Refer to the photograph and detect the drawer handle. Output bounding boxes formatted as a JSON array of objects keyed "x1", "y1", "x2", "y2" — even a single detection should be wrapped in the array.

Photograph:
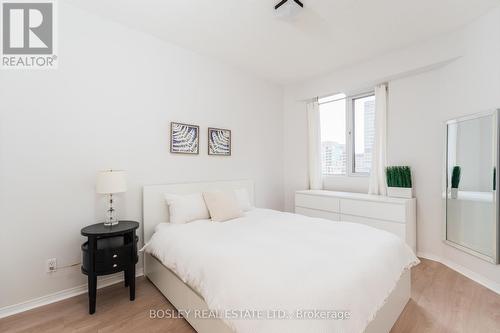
[
  {"x1": 112, "y1": 254, "x2": 118, "y2": 258},
  {"x1": 113, "y1": 264, "x2": 117, "y2": 268}
]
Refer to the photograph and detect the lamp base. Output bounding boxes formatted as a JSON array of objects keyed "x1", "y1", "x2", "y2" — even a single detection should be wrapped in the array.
[
  {"x1": 104, "y1": 199, "x2": 119, "y2": 226},
  {"x1": 104, "y1": 220, "x2": 119, "y2": 227}
]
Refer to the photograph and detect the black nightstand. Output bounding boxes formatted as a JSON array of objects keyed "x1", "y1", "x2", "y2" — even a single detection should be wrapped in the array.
[{"x1": 81, "y1": 221, "x2": 139, "y2": 314}]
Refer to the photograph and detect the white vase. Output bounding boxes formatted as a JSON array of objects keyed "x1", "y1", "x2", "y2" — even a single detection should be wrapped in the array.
[
  {"x1": 387, "y1": 187, "x2": 413, "y2": 199},
  {"x1": 450, "y1": 188, "x2": 458, "y2": 199}
]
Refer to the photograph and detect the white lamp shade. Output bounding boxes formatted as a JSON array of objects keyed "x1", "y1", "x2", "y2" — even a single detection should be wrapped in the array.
[{"x1": 96, "y1": 170, "x2": 127, "y2": 194}]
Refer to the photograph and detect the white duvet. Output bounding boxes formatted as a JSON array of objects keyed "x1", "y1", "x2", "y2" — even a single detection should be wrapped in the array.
[{"x1": 146, "y1": 208, "x2": 419, "y2": 333}]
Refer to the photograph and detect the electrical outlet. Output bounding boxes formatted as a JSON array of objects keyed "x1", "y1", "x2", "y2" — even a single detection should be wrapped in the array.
[{"x1": 47, "y1": 258, "x2": 57, "y2": 273}]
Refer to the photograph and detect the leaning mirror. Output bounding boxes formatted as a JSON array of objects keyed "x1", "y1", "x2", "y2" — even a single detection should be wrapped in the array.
[{"x1": 444, "y1": 110, "x2": 499, "y2": 263}]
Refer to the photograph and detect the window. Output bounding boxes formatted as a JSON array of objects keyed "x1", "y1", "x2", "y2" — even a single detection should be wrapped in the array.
[
  {"x1": 320, "y1": 92, "x2": 375, "y2": 176},
  {"x1": 320, "y1": 94, "x2": 346, "y2": 175},
  {"x1": 353, "y1": 94, "x2": 375, "y2": 174}
]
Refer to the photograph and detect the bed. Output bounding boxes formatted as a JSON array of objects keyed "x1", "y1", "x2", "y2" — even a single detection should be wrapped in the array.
[{"x1": 143, "y1": 180, "x2": 418, "y2": 333}]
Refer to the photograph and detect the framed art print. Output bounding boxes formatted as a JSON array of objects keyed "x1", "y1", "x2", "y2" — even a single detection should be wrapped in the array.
[
  {"x1": 170, "y1": 122, "x2": 199, "y2": 154},
  {"x1": 208, "y1": 127, "x2": 231, "y2": 156}
]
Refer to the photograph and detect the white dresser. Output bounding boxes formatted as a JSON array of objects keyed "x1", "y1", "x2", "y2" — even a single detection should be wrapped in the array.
[{"x1": 295, "y1": 190, "x2": 417, "y2": 253}]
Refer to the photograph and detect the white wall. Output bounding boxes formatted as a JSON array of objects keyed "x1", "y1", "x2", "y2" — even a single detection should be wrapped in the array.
[
  {"x1": 0, "y1": 4, "x2": 284, "y2": 309},
  {"x1": 284, "y1": 8, "x2": 500, "y2": 291},
  {"x1": 282, "y1": 10, "x2": 470, "y2": 211}
]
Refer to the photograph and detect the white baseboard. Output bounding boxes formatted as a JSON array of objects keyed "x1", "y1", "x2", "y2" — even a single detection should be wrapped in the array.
[
  {"x1": 0, "y1": 268, "x2": 144, "y2": 319},
  {"x1": 417, "y1": 252, "x2": 500, "y2": 295}
]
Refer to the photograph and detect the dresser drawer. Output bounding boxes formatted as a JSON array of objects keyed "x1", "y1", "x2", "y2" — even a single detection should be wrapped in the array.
[
  {"x1": 340, "y1": 199, "x2": 406, "y2": 223},
  {"x1": 295, "y1": 194, "x2": 340, "y2": 213},
  {"x1": 341, "y1": 214, "x2": 406, "y2": 240},
  {"x1": 295, "y1": 207, "x2": 340, "y2": 221},
  {"x1": 95, "y1": 244, "x2": 133, "y2": 264},
  {"x1": 95, "y1": 260, "x2": 125, "y2": 274}
]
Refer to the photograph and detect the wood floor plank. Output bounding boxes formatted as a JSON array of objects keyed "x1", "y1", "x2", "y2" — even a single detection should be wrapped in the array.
[
  {"x1": 1, "y1": 258, "x2": 498, "y2": 333},
  {"x1": 390, "y1": 258, "x2": 500, "y2": 333}
]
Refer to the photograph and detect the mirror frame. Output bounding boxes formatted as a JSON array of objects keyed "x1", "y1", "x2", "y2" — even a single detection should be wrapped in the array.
[{"x1": 442, "y1": 109, "x2": 500, "y2": 264}]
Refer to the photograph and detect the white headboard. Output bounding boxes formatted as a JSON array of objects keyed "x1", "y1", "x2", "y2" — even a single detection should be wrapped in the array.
[{"x1": 143, "y1": 179, "x2": 254, "y2": 242}]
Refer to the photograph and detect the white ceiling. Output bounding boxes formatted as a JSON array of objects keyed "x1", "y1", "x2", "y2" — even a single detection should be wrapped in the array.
[{"x1": 67, "y1": 0, "x2": 500, "y2": 84}]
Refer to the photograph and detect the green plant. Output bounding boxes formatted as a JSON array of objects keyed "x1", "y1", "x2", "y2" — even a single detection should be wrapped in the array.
[
  {"x1": 386, "y1": 166, "x2": 412, "y2": 188},
  {"x1": 494, "y1": 167, "x2": 496, "y2": 191},
  {"x1": 451, "y1": 166, "x2": 461, "y2": 189}
]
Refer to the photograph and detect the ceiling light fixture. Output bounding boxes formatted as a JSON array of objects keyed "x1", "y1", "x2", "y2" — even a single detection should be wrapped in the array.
[{"x1": 274, "y1": 0, "x2": 304, "y2": 19}]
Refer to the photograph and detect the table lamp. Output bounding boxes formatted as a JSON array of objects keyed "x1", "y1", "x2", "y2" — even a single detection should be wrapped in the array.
[{"x1": 96, "y1": 170, "x2": 127, "y2": 226}]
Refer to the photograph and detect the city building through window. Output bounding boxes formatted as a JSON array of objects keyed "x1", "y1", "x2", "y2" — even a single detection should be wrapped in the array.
[{"x1": 319, "y1": 92, "x2": 375, "y2": 176}]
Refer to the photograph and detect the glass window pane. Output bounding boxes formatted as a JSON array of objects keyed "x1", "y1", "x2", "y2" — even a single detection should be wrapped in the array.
[
  {"x1": 320, "y1": 98, "x2": 346, "y2": 175},
  {"x1": 353, "y1": 95, "x2": 375, "y2": 173}
]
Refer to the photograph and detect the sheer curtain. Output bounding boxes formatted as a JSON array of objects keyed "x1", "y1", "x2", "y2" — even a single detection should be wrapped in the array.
[
  {"x1": 307, "y1": 99, "x2": 322, "y2": 190},
  {"x1": 368, "y1": 84, "x2": 388, "y2": 195}
]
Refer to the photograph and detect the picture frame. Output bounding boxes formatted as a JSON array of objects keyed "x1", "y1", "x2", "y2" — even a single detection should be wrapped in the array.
[
  {"x1": 170, "y1": 122, "x2": 199, "y2": 154},
  {"x1": 208, "y1": 127, "x2": 231, "y2": 156}
]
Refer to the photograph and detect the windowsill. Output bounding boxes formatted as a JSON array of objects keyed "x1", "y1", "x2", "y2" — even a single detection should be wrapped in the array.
[{"x1": 322, "y1": 173, "x2": 370, "y2": 178}]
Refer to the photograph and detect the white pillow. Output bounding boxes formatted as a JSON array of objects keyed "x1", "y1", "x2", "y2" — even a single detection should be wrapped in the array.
[
  {"x1": 203, "y1": 191, "x2": 243, "y2": 222},
  {"x1": 164, "y1": 193, "x2": 210, "y2": 224},
  {"x1": 234, "y1": 188, "x2": 253, "y2": 211}
]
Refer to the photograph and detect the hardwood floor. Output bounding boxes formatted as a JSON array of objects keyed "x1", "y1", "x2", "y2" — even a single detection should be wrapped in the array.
[
  {"x1": 0, "y1": 278, "x2": 195, "y2": 333},
  {"x1": 1, "y1": 258, "x2": 499, "y2": 333},
  {"x1": 391, "y1": 259, "x2": 500, "y2": 333}
]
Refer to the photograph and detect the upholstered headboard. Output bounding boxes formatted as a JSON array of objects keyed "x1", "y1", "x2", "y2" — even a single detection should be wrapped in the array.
[{"x1": 142, "y1": 180, "x2": 254, "y2": 242}]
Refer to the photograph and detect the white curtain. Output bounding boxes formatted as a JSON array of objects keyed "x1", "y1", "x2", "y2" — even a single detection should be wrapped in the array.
[
  {"x1": 307, "y1": 99, "x2": 322, "y2": 190},
  {"x1": 368, "y1": 84, "x2": 388, "y2": 195}
]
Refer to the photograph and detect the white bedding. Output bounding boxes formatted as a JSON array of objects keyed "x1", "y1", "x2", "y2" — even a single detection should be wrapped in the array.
[{"x1": 146, "y1": 208, "x2": 419, "y2": 333}]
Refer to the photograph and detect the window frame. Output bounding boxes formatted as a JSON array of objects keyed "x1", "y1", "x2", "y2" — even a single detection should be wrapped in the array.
[{"x1": 320, "y1": 90, "x2": 375, "y2": 178}]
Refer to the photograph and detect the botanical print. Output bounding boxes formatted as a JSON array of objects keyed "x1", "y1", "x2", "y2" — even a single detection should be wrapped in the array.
[
  {"x1": 170, "y1": 122, "x2": 199, "y2": 154},
  {"x1": 208, "y1": 128, "x2": 231, "y2": 156}
]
